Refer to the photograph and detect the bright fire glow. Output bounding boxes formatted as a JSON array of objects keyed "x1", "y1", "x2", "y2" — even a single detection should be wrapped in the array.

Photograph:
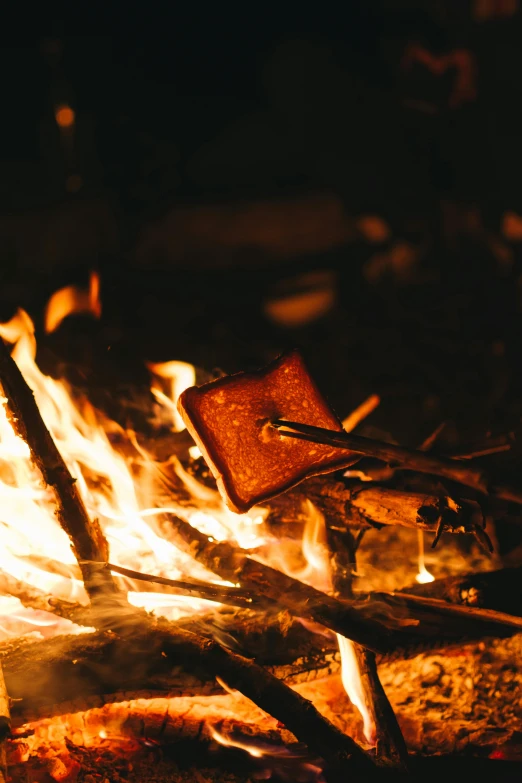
[
  {"x1": 44, "y1": 271, "x2": 101, "y2": 334},
  {"x1": 0, "y1": 289, "x2": 266, "y2": 640},
  {"x1": 147, "y1": 360, "x2": 196, "y2": 431},
  {"x1": 416, "y1": 529, "x2": 435, "y2": 584}
]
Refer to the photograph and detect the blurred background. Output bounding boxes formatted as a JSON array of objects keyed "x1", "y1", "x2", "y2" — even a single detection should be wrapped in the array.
[{"x1": 1, "y1": 1, "x2": 522, "y2": 451}]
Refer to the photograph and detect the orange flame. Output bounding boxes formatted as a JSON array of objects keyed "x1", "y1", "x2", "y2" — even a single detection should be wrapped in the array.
[
  {"x1": 277, "y1": 500, "x2": 375, "y2": 746},
  {"x1": 416, "y1": 529, "x2": 435, "y2": 584},
  {"x1": 147, "y1": 360, "x2": 196, "y2": 431},
  {"x1": 0, "y1": 298, "x2": 264, "y2": 639},
  {"x1": 44, "y1": 271, "x2": 101, "y2": 334}
]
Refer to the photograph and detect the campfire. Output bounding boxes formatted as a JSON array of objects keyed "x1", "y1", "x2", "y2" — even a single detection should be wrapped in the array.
[{"x1": 0, "y1": 275, "x2": 521, "y2": 783}]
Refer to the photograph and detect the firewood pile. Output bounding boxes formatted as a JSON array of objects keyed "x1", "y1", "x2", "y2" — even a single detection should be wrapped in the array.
[{"x1": 1, "y1": 280, "x2": 522, "y2": 783}]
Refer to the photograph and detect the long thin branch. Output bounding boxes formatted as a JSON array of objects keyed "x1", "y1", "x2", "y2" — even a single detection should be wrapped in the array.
[
  {"x1": 165, "y1": 512, "x2": 521, "y2": 654},
  {"x1": 273, "y1": 420, "x2": 522, "y2": 505},
  {"x1": 0, "y1": 339, "x2": 119, "y2": 602}
]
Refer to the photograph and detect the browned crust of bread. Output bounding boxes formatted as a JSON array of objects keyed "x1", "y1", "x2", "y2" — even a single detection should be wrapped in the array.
[{"x1": 178, "y1": 350, "x2": 358, "y2": 512}]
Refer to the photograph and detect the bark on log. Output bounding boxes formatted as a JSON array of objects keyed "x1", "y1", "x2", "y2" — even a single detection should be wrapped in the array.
[
  {"x1": 166, "y1": 511, "x2": 521, "y2": 655},
  {"x1": 0, "y1": 339, "x2": 119, "y2": 603},
  {"x1": 399, "y1": 565, "x2": 522, "y2": 617},
  {"x1": 2, "y1": 619, "x2": 374, "y2": 780},
  {"x1": 266, "y1": 475, "x2": 471, "y2": 534},
  {"x1": 272, "y1": 421, "x2": 522, "y2": 506}
]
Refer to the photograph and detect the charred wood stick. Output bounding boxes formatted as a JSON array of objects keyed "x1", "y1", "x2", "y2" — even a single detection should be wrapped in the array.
[
  {"x1": 399, "y1": 565, "x2": 522, "y2": 617},
  {"x1": 165, "y1": 512, "x2": 521, "y2": 654},
  {"x1": 2, "y1": 620, "x2": 374, "y2": 779},
  {"x1": 272, "y1": 420, "x2": 522, "y2": 506},
  {"x1": 0, "y1": 339, "x2": 119, "y2": 603},
  {"x1": 166, "y1": 512, "x2": 394, "y2": 653},
  {"x1": 0, "y1": 571, "x2": 89, "y2": 625},
  {"x1": 106, "y1": 562, "x2": 268, "y2": 609},
  {"x1": 266, "y1": 477, "x2": 473, "y2": 536},
  {"x1": 0, "y1": 663, "x2": 11, "y2": 783},
  {"x1": 0, "y1": 564, "x2": 263, "y2": 626},
  {"x1": 2, "y1": 555, "x2": 266, "y2": 613},
  {"x1": 326, "y1": 527, "x2": 409, "y2": 770}
]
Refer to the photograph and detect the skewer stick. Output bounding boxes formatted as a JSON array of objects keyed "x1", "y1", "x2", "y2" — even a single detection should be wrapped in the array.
[{"x1": 272, "y1": 420, "x2": 522, "y2": 506}]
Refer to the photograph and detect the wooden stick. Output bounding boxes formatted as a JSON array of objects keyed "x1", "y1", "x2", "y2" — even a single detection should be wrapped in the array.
[
  {"x1": 272, "y1": 420, "x2": 522, "y2": 505},
  {"x1": 0, "y1": 339, "x2": 119, "y2": 603},
  {"x1": 2, "y1": 619, "x2": 374, "y2": 780},
  {"x1": 0, "y1": 571, "x2": 89, "y2": 625},
  {"x1": 0, "y1": 344, "x2": 375, "y2": 774},
  {"x1": 400, "y1": 564, "x2": 522, "y2": 617},
  {"x1": 166, "y1": 512, "x2": 394, "y2": 653},
  {"x1": 0, "y1": 663, "x2": 11, "y2": 783},
  {"x1": 106, "y1": 562, "x2": 268, "y2": 609},
  {"x1": 165, "y1": 512, "x2": 521, "y2": 654},
  {"x1": 265, "y1": 477, "x2": 475, "y2": 538},
  {"x1": 326, "y1": 526, "x2": 409, "y2": 770}
]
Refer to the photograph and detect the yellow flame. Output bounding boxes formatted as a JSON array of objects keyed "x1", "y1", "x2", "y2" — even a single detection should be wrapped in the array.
[
  {"x1": 416, "y1": 529, "x2": 435, "y2": 584},
  {"x1": 274, "y1": 500, "x2": 375, "y2": 746},
  {"x1": 147, "y1": 360, "x2": 196, "y2": 431},
  {"x1": 209, "y1": 726, "x2": 265, "y2": 758},
  {"x1": 337, "y1": 635, "x2": 374, "y2": 744},
  {"x1": 0, "y1": 301, "x2": 263, "y2": 638},
  {"x1": 342, "y1": 394, "x2": 380, "y2": 433},
  {"x1": 44, "y1": 271, "x2": 102, "y2": 334}
]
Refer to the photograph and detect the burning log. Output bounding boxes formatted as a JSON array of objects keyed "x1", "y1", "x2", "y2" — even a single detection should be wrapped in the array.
[
  {"x1": 0, "y1": 339, "x2": 377, "y2": 777},
  {"x1": 3, "y1": 619, "x2": 375, "y2": 779},
  {"x1": 0, "y1": 663, "x2": 11, "y2": 783},
  {"x1": 326, "y1": 526, "x2": 409, "y2": 771},
  {"x1": 400, "y1": 564, "x2": 522, "y2": 616},
  {"x1": 166, "y1": 510, "x2": 395, "y2": 653},
  {"x1": 266, "y1": 475, "x2": 471, "y2": 535},
  {"x1": 272, "y1": 420, "x2": 522, "y2": 507},
  {"x1": 0, "y1": 338, "x2": 119, "y2": 604},
  {"x1": 166, "y1": 510, "x2": 522, "y2": 654}
]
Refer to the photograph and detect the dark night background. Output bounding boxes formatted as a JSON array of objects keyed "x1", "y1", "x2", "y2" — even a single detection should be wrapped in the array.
[{"x1": 1, "y1": 1, "x2": 522, "y2": 453}]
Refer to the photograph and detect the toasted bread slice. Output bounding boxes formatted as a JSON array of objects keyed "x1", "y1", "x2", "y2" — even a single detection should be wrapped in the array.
[{"x1": 177, "y1": 350, "x2": 358, "y2": 512}]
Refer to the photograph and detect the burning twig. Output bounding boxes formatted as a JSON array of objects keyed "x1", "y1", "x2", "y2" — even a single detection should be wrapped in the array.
[
  {"x1": 0, "y1": 339, "x2": 120, "y2": 604},
  {"x1": 0, "y1": 663, "x2": 11, "y2": 783},
  {"x1": 105, "y1": 562, "x2": 267, "y2": 609},
  {"x1": 166, "y1": 511, "x2": 395, "y2": 653},
  {"x1": 267, "y1": 477, "x2": 473, "y2": 536},
  {"x1": 165, "y1": 512, "x2": 521, "y2": 654},
  {"x1": 400, "y1": 564, "x2": 522, "y2": 617},
  {"x1": 272, "y1": 420, "x2": 522, "y2": 506},
  {"x1": 0, "y1": 571, "x2": 89, "y2": 625},
  {"x1": 325, "y1": 525, "x2": 410, "y2": 770}
]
